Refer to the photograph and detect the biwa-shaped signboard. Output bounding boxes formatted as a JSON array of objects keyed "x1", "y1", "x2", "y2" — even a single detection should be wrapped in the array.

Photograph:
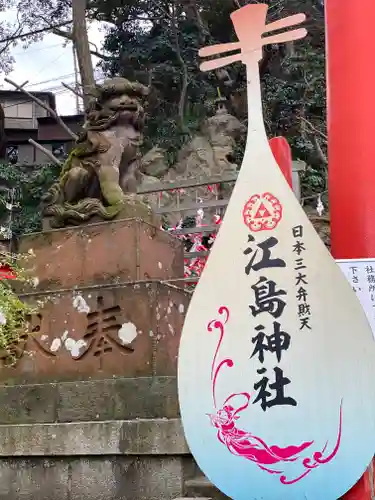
[{"x1": 178, "y1": 5, "x2": 375, "y2": 500}]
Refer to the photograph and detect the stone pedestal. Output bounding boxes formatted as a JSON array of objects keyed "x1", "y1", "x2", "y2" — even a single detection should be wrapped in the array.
[
  {"x1": 0, "y1": 217, "x2": 227, "y2": 500},
  {"x1": 1, "y1": 218, "x2": 188, "y2": 385},
  {"x1": 7, "y1": 283, "x2": 189, "y2": 384},
  {"x1": 20, "y1": 218, "x2": 183, "y2": 291}
]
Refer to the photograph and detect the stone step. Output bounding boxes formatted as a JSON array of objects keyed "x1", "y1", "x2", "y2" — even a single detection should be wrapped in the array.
[
  {"x1": 0, "y1": 418, "x2": 191, "y2": 500},
  {"x1": 0, "y1": 376, "x2": 179, "y2": 424},
  {"x1": 185, "y1": 475, "x2": 229, "y2": 500},
  {"x1": 0, "y1": 418, "x2": 188, "y2": 457}
]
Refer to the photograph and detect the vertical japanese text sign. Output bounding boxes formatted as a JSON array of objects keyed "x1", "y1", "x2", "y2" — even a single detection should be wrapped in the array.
[{"x1": 178, "y1": 4, "x2": 375, "y2": 500}]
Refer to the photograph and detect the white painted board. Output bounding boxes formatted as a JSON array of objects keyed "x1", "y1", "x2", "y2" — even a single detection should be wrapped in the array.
[
  {"x1": 337, "y1": 259, "x2": 375, "y2": 340},
  {"x1": 178, "y1": 4, "x2": 375, "y2": 500}
]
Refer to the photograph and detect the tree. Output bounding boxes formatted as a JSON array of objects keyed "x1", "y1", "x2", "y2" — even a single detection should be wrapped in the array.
[
  {"x1": 72, "y1": 0, "x2": 95, "y2": 108},
  {"x1": 96, "y1": 0, "x2": 326, "y2": 182},
  {"x1": 0, "y1": 162, "x2": 60, "y2": 236},
  {"x1": 4, "y1": 0, "x2": 327, "y2": 196},
  {"x1": 5, "y1": 0, "x2": 96, "y2": 104}
]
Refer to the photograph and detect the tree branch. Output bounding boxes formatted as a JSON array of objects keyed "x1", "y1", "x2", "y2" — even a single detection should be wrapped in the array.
[
  {"x1": 300, "y1": 116, "x2": 327, "y2": 140},
  {"x1": 45, "y1": 25, "x2": 114, "y2": 61},
  {"x1": 148, "y1": 0, "x2": 172, "y2": 20},
  {"x1": 4, "y1": 78, "x2": 78, "y2": 141},
  {"x1": 312, "y1": 135, "x2": 328, "y2": 166},
  {"x1": 89, "y1": 49, "x2": 115, "y2": 61},
  {"x1": 62, "y1": 82, "x2": 84, "y2": 98},
  {"x1": 147, "y1": 0, "x2": 188, "y2": 129},
  {"x1": 28, "y1": 139, "x2": 63, "y2": 167},
  {"x1": 0, "y1": 20, "x2": 73, "y2": 45},
  {"x1": 172, "y1": 6, "x2": 188, "y2": 129},
  {"x1": 51, "y1": 27, "x2": 73, "y2": 40},
  {"x1": 0, "y1": 14, "x2": 23, "y2": 58}
]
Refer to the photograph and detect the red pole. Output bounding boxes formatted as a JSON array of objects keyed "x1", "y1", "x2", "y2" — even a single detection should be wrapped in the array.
[
  {"x1": 326, "y1": 0, "x2": 375, "y2": 259},
  {"x1": 269, "y1": 136, "x2": 293, "y2": 189},
  {"x1": 325, "y1": 0, "x2": 375, "y2": 497}
]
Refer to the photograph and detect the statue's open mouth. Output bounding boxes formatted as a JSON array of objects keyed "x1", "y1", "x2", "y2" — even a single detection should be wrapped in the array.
[{"x1": 117, "y1": 103, "x2": 139, "y2": 111}]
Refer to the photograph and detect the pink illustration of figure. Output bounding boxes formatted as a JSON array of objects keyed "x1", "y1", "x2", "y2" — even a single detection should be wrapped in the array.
[
  {"x1": 207, "y1": 306, "x2": 343, "y2": 485},
  {"x1": 209, "y1": 394, "x2": 312, "y2": 469}
]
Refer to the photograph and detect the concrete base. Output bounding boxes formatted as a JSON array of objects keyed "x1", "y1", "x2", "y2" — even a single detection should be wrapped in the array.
[
  {"x1": 0, "y1": 377, "x2": 227, "y2": 500},
  {"x1": 0, "y1": 457, "x2": 184, "y2": 500}
]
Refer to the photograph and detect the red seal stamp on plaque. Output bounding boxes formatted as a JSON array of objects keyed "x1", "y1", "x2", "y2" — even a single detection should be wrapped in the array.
[{"x1": 243, "y1": 192, "x2": 283, "y2": 232}]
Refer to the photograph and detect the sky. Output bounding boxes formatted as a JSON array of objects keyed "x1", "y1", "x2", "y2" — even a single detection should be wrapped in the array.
[{"x1": 0, "y1": 22, "x2": 106, "y2": 115}]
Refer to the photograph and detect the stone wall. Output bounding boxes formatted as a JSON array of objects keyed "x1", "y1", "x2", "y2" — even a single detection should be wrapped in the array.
[
  {"x1": 0, "y1": 376, "x2": 227, "y2": 499},
  {"x1": 0, "y1": 377, "x2": 190, "y2": 500}
]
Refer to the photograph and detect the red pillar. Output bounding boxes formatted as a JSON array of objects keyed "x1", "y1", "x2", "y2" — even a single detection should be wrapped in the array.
[
  {"x1": 325, "y1": 0, "x2": 375, "y2": 497},
  {"x1": 326, "y1": 0, "x2": 375, "y2": 259},
  {"x1": 269, "y1": 137, "x2": 293, "y2": 189}
]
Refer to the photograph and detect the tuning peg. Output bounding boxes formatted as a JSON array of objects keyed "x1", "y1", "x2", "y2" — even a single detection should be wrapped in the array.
[
  {"x1": 262, "y1": 28, "x2": 308, "y2": 47},
  {"x1": 200, "y1": 53, "x2": 242, "y2": 72},
  {"x1": 264, "y1": 13, "x2": 306, "y2": 35},
  {"x1": 199, "y1": 42, "x2": 241, "y2": 59}
]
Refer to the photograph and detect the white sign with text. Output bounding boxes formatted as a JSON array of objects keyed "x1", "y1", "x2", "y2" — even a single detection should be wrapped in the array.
[
  {"x1": 337, "y1": 259, "x2": 375, "y2": 340},
  {"x1": 178, "y1": 4, "x2": 375, "y2": 499}
]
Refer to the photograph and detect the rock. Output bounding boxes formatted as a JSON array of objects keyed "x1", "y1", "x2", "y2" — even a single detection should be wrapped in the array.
[
  {"x1": 304, "y1": 205, "x2": 331, "y2": 249},
  {"x1": 140, "y1": 146, "x2": 169, "y2": 178},
  {"x1": 137, "y1": 103, "x2": 246, "y2": 226},
  {"x1": 201, "y1": 109, "x2": 246, "y2": 143},
  {"x1": 172, "y1": 107, "x2": 245, "y2": 179},
  {"x1": 118, "y1": 194, "x2": 160, "y2": 227},
  {"x1": 173, "y1": 135, "x2": 215, "y2": 176},
  {"x1": 138, "y1": 174, "x2": 173, "y2": 214}
]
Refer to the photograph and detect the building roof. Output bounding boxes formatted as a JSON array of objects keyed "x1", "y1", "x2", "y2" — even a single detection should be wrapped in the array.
[
  {"x1": 6, "y1": 138, "x2": 73, "y2": 145},
  {"x1": 0, "y1": 89, "x2": 56, "y2": 111},
  {"x1": 37, "y1": 114, "x2": 84, "y2": 124}
]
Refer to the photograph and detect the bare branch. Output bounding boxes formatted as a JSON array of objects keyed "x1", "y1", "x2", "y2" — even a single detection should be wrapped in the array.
[
  {"x1": 18, "y1": 80, "x2": 29, "y2": 89},
  {"x1": 62, "y1": 82, "x2": 84, "y2": 98},
  {"x1": 28, "y1": 139, "x2": 63, "y2": 167},
  {"x1": 171, "y1": 3, "x2": 189, "y2": 129},
  {"x1": 4, "y1": 78, "x2": 78, "y2": 141},
  {"x1": 31, "y1": 13, "x2": 73, "y2": 41},
  {"x1": 148, "y1": 0, "x2": 172, "y2": 20},
  {"x1": 312, "y1": 136, "x2": 328, "y2": 165},
  {"x1": 89, "y1": 49, "x2": 115, "y2": 61},
  {"x1": 300, "y1": 116, "x2": 327, "y2": 140},
  {"x1": 0, "y1": 20, "x2": 73, "y2": 45},
  {"x1": 51, "y1": 27, "x2": 73, "y2": 40},
  {"x1": 21, "y1": 13, "x2": 114, "y2": 63},
  {"x1": 0, "y1": 18, "x2": 23, "y2": 58}
]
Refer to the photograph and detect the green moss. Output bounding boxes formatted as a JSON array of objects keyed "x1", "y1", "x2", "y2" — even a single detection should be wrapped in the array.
[
  {"x1": 59, "y1": 147, "x2": 86, "y2": 185},
  {"x1": 0, "y1": 251, "x2": 41, "y2": 365}
]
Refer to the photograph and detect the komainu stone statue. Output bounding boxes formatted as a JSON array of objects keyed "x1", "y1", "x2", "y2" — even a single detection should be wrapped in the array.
[{"x1": 43, "y1": 77, "x2": 153, "y2": 228}]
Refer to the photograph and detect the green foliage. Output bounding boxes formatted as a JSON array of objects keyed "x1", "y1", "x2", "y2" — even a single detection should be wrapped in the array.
[
  {"x1": 0, "y1": 162, "x2": 50, "y2": 364},
  {"x1": 0, "y1": 250, "x2": 40, "y2": 365},
  {"x1": 97, "y1": 0, "x2": 327, "y2": 194},
  {"x1": 101, "y1": 15, "x2": 218, "y2": 161},
  {"x1": 0, "y1": 162, "x2": 60, "y2": 236},
  {"x1": 5, "y1": 0, "x2": 327, "y2": 198}
]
